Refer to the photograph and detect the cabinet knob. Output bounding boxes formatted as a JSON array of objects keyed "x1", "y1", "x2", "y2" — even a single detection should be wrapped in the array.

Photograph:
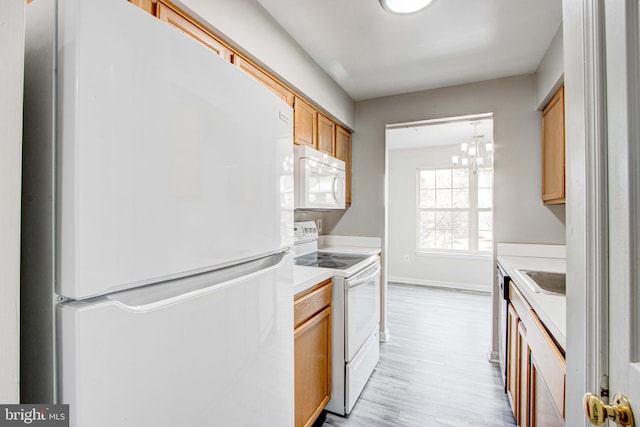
[{"x1": 584, "y1": 393, "x2": 635, "y2": 426}]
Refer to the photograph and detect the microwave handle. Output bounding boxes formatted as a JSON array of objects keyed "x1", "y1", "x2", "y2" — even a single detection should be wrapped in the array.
[{"x1": 332, "y1": 176, "x2": 338, "y2": 201}]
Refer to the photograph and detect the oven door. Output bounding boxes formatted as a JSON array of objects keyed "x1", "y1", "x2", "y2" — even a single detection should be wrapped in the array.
[{"x1": 344, "y1": 261, "x2": 381, "y2": 361}]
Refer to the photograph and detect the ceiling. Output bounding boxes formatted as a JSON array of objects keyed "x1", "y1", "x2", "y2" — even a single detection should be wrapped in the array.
[
  {"x1": 386, "y1": 117, "x2": 493, "y2": 151},
  {"x1": 256, "y1": 0, "x2": 562, "y2": 101}
]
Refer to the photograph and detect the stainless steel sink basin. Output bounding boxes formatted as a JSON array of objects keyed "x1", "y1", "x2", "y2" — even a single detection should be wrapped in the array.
[{"x1": 520, "y1": 270, "x2": 566, "y2": 295}]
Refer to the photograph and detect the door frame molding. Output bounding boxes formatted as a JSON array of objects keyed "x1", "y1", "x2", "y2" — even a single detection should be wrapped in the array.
[
  {"x1": 563, "y1": 0, "x2": 610, "y2": 425},
  {"x1": 604, "y1": 0, "x2": 640, "y2": 400}
]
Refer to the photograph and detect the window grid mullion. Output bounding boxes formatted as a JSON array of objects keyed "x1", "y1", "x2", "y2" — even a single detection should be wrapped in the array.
[{"x1": 417, "y1": 166, "x2": 491, "y2": 253}]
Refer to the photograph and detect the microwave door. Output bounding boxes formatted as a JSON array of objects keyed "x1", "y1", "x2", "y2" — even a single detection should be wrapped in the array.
[{"x1": 306, "y1": 161, "x2": 340, "y2": 208}]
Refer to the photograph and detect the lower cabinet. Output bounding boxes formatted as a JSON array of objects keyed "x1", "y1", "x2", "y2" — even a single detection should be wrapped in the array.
[
  {"x1": 506, "y1": 283, "x2": 565, "y2": 427},
  {"x1": 517, "y1": 321, "x2": 529, "y2": 426},
  {"x1": 530, "y1": 359, "x2": 564, "y2": 427},
  {"x1": 294, "y1": 280, "x2": 332, "y2": 427},
  {"x1": 506, "y1": 303, "x2": 529, "y2": 427},
  {"x1": 506, "y1": 304, "x2": 519, "y2": 413}
]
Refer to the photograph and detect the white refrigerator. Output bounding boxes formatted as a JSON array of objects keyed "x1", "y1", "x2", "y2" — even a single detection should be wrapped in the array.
[{"x1": 21, "y1": 0, "x2": 295, "y2": 425}]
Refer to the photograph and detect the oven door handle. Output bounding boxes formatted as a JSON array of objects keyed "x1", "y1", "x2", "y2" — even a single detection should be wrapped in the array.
[{"x1": 347, "y1": 264, "x2": 381, "y2": 289}]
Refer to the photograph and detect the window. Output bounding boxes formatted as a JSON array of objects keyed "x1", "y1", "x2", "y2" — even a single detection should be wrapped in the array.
[{"x1": 417, "y1": 167, "x2": 493, "y2": 253}]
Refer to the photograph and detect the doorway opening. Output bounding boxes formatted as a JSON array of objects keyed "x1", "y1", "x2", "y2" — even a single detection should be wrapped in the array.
[{"x1": 384, "y1": 113, "x2": 495, "y2": 294}]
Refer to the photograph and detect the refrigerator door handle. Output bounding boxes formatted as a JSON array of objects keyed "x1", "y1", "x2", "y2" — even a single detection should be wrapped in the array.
[{"x1": 101, "y1": 253, "x2": 287, "y2": 312}]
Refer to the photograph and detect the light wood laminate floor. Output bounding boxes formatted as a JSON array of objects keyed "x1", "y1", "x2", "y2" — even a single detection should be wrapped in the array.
[{"x1": 322, "y1": 284, "x2": 516, "y2": 427}]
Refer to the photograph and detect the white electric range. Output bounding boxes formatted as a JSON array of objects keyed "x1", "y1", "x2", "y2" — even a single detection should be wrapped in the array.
[{"x1": 293, "y1": 221, "x2": 381, "y2": 416}]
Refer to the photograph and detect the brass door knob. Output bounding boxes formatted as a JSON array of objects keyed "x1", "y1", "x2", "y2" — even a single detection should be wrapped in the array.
[{"x1": 584, "y1": 392, "x2": 635, "y2": 426}]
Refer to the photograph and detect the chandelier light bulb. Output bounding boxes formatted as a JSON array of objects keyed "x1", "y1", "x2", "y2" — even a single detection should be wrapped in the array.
[
  {"x1": 485, "y1": 142, "x2": 493, "y2": 153},
  {"x1": 468, "y1": 146, "x2": 476, "y2": 157},
  {"x1": 452, "y1": 155, "x2": 459, "y2": 165},
  {"x1": 461, "y1": 143, "x2": 468, "y2": 153}
]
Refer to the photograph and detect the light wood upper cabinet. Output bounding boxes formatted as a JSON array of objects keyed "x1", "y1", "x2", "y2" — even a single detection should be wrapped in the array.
[
  {"x1": 317, "y1": 113, "x2": 335, "y2": 156},
  {"x1": 335, "y1": 126, "x2": 352, "y2": 206},
  {"x1": 541, "y1": 85, "x2": 565, "y2": 204},
  {"x1": 128, "y1": 0, "x2": 156, "y2": 14},
  {"x1": 294, "y1": 280, "x2": 332, "y2": 427},
  {"x1": 294, "y1": 97, "x2": 317, "y2": 148},
  {"x1": 156, "y1": 2, "x2": 233, "y2": 62},
  {"x1": 233, "y1": 56, "x2": 294, "y2": 107}
]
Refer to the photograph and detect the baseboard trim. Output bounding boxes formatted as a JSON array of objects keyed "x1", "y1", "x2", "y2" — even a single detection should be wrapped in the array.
[
  {"x1": 388, "y1": 276, "x2": 492, "y2": 294},
  {"x1": 488, "y1": 349, "x2": 500, "y2": 364}
]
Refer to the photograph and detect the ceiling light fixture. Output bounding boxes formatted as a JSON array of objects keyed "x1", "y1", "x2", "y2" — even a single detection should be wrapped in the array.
[
  {"x1": 452, "y1": 121, "x2": 493, "y2": 175},
  {"x1": 379, "y1": 0, "x2": 436, "y2": 15}
]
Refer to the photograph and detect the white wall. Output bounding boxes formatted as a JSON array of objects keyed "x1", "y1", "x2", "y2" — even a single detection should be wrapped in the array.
[
  {"x1": 332, "y1": 74, "x2": 566, "y2": 245},
  {"x1": 0, "y1": 0, "x2": 24, "y2": 403},
  {"x1": 535, "y1": 24, "x2": 564, "y2": 109},
  {"x1": 329, "y1": 74, "x2": 566, "y2": 354},
  {"x1": 175, "y1": 0, "x2": 356, "y2": 129},
  {"x1": 387, "y1": 145, "x2": 493, "y2": 292}
]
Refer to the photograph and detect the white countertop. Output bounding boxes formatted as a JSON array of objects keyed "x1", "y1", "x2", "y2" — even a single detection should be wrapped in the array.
[
  {"x1": 497, "y1": 244, "x2": 566, "y2": 350},
  {"x1": 293, "y1": 266, "x2": 334, "y2": 295},
  {"x1": 294, "y1": 236, "x2": 381, "y2": 296},
  {"x1": 318, "y1": 245, "x2": 381, "y2": 256}
]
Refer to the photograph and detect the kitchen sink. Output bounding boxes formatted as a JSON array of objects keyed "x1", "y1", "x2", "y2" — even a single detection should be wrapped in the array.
[{"x1": 520, "y1": 270, "x2": 566, "y2": 295}]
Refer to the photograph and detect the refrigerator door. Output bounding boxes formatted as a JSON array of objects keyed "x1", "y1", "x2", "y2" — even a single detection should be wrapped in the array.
[
  {"x1": 58, "y1": 253, "x2": 293, "y2": 427},
  {"x1": 53, "y1": 0, "x2": 293, "y2": 299}
]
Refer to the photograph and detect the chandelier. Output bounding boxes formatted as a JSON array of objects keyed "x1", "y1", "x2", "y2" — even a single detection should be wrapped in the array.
[{"x1": 451, "y1": 121, "x2": 493, "y2": 174}]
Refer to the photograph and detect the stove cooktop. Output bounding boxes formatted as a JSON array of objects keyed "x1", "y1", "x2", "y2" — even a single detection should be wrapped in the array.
[{"x1": 294, "y1": 252, "x2": 370, "y2": 270}]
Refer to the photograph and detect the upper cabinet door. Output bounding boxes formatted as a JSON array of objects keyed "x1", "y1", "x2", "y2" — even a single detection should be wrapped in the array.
[
  {"x1": 541, "y1": 85, "x2": 565, "y2": 204},
  {"x1": 156, "y1": 2, "x2": 233, "y2": 62},
  {"x1": 294, "y1": 97, "x2": 317, "y2": 148},
  {"x1": 234, "y1": 56, "x2": 295, "y2": 107},
  {"x1": 317, "y1": 113, "x2": 335, "y2": 156},
  {"x1": 128, "y1": 0, "x2": 155, "y2": 15},
  {"x1": 335, "y1": 126, "x2": 352, "y2": 206}
]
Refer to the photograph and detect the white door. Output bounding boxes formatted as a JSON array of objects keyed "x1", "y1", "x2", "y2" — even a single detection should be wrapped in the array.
[
  {"x1": 564, "y1": 1, "x2": 640, "y2": 425},
  {"x1": 604, "y1": 0, "x2": 640, "y2": 421}
]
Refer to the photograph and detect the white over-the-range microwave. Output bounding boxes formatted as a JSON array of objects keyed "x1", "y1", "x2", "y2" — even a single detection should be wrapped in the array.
[{"x1": 294, "y1": 145, "x2": 346, "y2": 210}]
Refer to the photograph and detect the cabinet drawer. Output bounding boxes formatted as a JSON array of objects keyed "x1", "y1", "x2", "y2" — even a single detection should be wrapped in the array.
[
  {"x1": 527, "y1": 309, "x2": 566, "y2": 417},
  {"x1": 509, "y1": 282, "x2": 531, "y2": 326},
  {"x1": 294, "y1": 280, "x2": 332, "y2": 328}
]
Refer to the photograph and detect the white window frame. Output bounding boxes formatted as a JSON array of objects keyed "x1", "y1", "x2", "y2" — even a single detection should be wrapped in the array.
[{"x1": 416, "y1": 166, "x2": 493, "y2": 255}]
